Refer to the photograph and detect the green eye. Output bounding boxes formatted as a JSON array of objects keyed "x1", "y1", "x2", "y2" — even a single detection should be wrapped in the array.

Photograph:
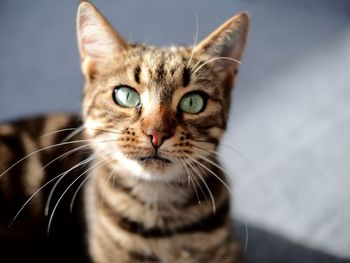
[
  {"x1": 179, "y1": 92, "x2": 205, "y2": 114},
  {"x1": 113, "y1": 86, "x2": 141, "y2": 108}
]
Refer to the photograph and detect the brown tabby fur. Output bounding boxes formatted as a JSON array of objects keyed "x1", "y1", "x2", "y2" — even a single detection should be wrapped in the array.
[{"x1": 0, "y1": 1, "x2": 249, "y2": 262}]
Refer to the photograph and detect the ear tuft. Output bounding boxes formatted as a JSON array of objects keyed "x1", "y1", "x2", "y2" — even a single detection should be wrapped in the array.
[
  {"x1": 194, "y1": 13, "x2": 249, "y2": 66},
  {"x1": 77, "y1": 1, "x2": 127, "y2": 75}
]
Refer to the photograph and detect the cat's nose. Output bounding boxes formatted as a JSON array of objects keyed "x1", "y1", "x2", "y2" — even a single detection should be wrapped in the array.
[{"x1": 144, "y1": 128, "x2": 170, "y2": 148}]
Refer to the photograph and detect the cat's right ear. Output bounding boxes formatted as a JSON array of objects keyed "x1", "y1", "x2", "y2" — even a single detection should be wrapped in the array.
[{"x1": 77, "y1": 1, "x2": 128, "y2": 78}]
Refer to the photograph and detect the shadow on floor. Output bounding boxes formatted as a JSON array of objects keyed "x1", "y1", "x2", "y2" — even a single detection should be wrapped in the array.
[{"x1": 234, "y1": 222, "x2": 349, "y2": 263}]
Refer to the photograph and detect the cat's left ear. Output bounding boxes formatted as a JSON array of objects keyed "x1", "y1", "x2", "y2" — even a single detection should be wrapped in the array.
[
  {"x1": 77, "y1": 1, "x2": 128, "y2": 78},
  {"x1": 194, "y1": 13, "x2": 249, "y2": 72}
]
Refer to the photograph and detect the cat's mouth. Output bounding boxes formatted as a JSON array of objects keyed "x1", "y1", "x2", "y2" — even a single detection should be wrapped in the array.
[{"x1": 139, "y1": 155, "x2": 171, "y2": 164}]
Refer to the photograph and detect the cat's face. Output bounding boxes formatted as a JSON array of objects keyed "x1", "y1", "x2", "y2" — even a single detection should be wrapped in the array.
[{"x1": 77, "y1": 2, "x2": 248, "y2": 181}]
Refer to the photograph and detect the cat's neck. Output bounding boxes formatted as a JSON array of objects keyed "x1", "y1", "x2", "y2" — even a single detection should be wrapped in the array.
[
  {"x1": 85, "y1": 157, "x2": 229, "y2": 215},
  {"x1": 89, "y1": 162, "x2": 198, "y2": 209}
]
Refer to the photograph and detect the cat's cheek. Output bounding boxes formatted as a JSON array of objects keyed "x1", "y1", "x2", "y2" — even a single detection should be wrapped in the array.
[
  {"x1": 207, "y1": 127, "x2": 224, "y2": 140},
  {"x1": 114, "y1": 156, "x2": 146, "y2": 178},
  {"x1": 84, "y1": 118, "x2": 98, "y2": 137}
]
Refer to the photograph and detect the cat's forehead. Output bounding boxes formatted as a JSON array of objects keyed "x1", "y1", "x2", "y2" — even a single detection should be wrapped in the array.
[
  {"x1": 128, "y1": 45, "x2": 192, "y2": 85},
  {"x1": 113, "y1": 45, "x2": 201, "y2": 99},
  {"x1": 131, "y1": 45, "x2": 189, "y2": 65}
]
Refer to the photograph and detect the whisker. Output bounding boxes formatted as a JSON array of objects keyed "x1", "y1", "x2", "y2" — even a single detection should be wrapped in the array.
[
  {"x1": 243, "y1": 219, "x2": 249, "y2": 255},
  {"x1": 188, "y1": 176, "x2": 201, "y2": 205},
  {"x1": 178, "y1": 158, "x2": 187, "y2": 185},
  {"x1": 192, "y1": 143, "x2": 257, "y2": 179},
  {"x1": 44, "y1": 153, "x2": 102, "y2": 216},
  {"x1": 69, "y1": 173, "x2": 90, "y2": 213},
  {"x1": 191, "y1": 56, "x2": 241, "y2": 76},
  {"x1": 70, "y1": 154, "x2": 115, "y2": 213},
  {"x1": 62, "y1": 125, "x2": 85, "y2": 142},
  {"x1": 40, "y1": 125, "x2": 123, "y2": 143},
  {"x1": 39, "y1": 144, "x2": 92, "y2": 180},
  {"x1": 8, "y1": 173, "x2": 65, "y2": 227},
  {"x1": 40, "y1": 127, "x2": 80, "y2": 139},
  {"x1": 47, "y1": 153, "x2": 113, "y2": 235},
  {"x1": 101, "y1": 166, "x2": 119, "y2": 206},
  {"x1": 187, "y1": 11, "x2": 199, "y2": 68},
  {"x1": 0, "y1": 138, "x2": 113, "y2": 179},
  {"x1": 112, "y1": 165, "x2": 122, "y2": 189},
  {"x1": 85, "y1": 127, "x2": 124, "y2": 136},
  {"x1": 194, "y1": 141, "x2": 258, "y2": 250},
  {"x1": 179, "y1": 158, "x2": 201, "y2": 205},
  {"x1": 192, "y1": 150, "x2": 228, "y2": 175},
  {"x1": 219, "y1": 143, "x2": 256, "y2": 173},
  {"x1": 8, "y1": 144, "x2": 93, "y2": 226},
  {"x1": 185, "y1": 153, "x2": 231, "y2": 195},
  {"x1": 182, "y1": 157, "x2": 209, "y2": 205},
  {"x1": 183, "y1": 156, "x2": 216, "y2": 213}
]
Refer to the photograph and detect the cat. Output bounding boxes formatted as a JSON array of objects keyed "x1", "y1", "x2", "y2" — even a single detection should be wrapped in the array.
[{"x1": 0, "y1": 1, "x2": 249, "y2": 262}]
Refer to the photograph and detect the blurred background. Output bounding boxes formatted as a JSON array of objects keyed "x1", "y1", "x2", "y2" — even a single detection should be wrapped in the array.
[{"x1": 1, "y1": 0, "x2": 349, "y2": 262}]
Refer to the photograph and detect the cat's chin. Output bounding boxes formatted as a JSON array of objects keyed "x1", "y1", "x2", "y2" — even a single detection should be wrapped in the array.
[
  {"x1": 127, "y1": 160, "x2": 179, "y2": 182},
  {"x1": 112, "y1": 153, "x2": 180, "y2": 182},
  {"x1": 139, "y1": 156, "x2": 171, "y2": 165}
]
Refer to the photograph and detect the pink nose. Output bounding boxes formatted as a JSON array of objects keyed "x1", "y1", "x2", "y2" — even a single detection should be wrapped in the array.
[{"x1": 144, "y1": 129, "x2": 169, "y2": 148}]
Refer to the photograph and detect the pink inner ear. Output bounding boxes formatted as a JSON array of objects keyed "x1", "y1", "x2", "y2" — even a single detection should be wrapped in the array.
[
  {"x1": 81, "y1": 37, "x2": 103, "y2": 59},
  {"x1": 78, "y1": 2, "x2": 129, "y2": 62}
]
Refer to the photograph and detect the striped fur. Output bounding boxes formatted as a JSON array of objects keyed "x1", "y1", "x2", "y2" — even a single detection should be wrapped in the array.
[
  {"x1": 0, "y1": 1, "x2": 249, "y2": 262},
  {"x1": 0, "y1": 115, "x2": 90, "y2": 262}
]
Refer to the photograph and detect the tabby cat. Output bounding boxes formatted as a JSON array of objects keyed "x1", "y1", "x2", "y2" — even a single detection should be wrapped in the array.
[{"x1": 0, "y1": 1, "x2": 249, "y2": 262}]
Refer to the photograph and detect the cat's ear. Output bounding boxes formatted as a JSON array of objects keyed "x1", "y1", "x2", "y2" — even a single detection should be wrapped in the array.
[
  {"x1": 77, "y1": 1, "x2": 128, "y2": 77},
  {"x1": 194, "y1": 13, "x2": 249, "y2": 71}
]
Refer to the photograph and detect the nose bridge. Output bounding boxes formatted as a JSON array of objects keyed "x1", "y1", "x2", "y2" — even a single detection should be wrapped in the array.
[
  {"x1": 141, "y1": 106, "x2": 175, "y2": 148},
  {"x1": 142, "y1": 105, "x2": 174, "y2": 133}
]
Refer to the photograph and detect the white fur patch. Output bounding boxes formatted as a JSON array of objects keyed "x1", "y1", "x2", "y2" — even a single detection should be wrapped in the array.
[
  {"x1": 90, "y1": 128, "x2": 181, "y2": 182},
  {"x1": 140, "y1": 89, "x2": 159, "y2": 117}
]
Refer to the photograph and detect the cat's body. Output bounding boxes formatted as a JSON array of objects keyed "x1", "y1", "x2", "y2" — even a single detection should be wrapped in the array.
[
  {"x1": 0, "y1": 114, "x2": 240, "y2": 263},
  {"x1": 0, "y1": 115, "x2": 89, "y2": 262},
  {"x1": 0, "y1": 1, "x2": 249, "y2": 262}
]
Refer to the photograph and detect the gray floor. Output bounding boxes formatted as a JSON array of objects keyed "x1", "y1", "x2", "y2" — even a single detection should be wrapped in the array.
[{"x1": 1, "y1": 0, "x2": 350, "y2": 261}]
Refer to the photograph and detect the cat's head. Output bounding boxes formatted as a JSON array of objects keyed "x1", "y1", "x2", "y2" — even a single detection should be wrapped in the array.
[{"x1": 77, "y1": 1, "x2": 249, "y2": 182}]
